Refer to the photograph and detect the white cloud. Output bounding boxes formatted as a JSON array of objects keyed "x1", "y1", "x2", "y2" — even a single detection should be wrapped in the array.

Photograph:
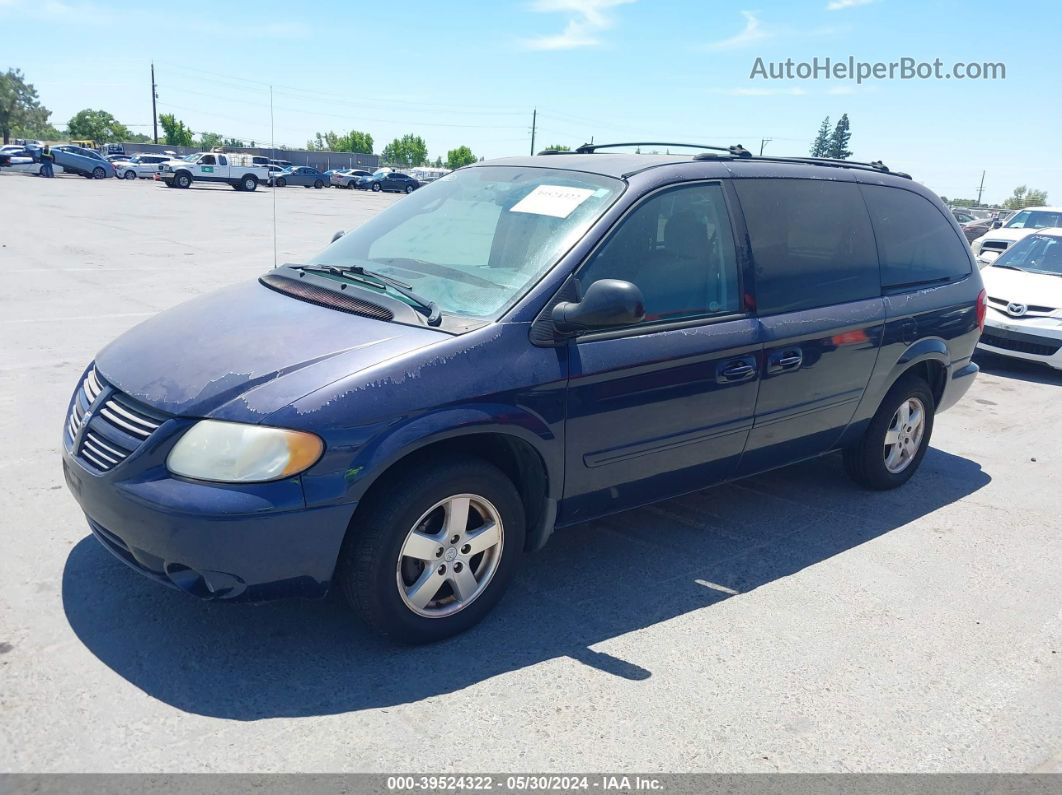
[
  {"x1": 702, "y1": 10, "x2": 772, "y2": 51},
  {"x1": 826, "y1": 0, "x2": 875, "y2": 10},
  {"x1": 522, "y1": 0, "x2": 636, "y2": 50}
]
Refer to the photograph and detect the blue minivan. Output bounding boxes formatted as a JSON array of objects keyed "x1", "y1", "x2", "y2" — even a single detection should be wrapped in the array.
[{"x1": 62, "y1": 145, "x2": 985, "y2": 642}]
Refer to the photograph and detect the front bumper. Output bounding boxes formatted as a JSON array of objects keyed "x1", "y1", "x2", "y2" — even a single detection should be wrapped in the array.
[
  {"x1": 977, "y1": 316, "x2": 1062, "y2": 369},
  {"x1": 62, "y1": 442, "x2": 355, "y2": 602}
]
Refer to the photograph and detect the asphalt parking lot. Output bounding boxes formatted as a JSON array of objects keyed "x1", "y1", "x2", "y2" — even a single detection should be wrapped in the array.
[{"x1": 1, "y1": 172, "x2": 1060, "y2": 773}]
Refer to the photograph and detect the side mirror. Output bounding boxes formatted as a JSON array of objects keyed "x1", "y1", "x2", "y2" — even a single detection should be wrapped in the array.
[
  {"x1": 331, "y1": 230, "x2": 345, "y2": 243},
  {"x1": 991, "y1": 219, "x2": 1003, "y2": 229},
  {"x1": 552, "y1": 279, "x2": 645, "y2": 333}
]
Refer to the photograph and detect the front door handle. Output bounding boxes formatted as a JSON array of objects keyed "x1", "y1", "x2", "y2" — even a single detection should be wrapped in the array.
[
  {"x1": 767, "y1": 347, "x2": 803, "y2": 374},
  {"x1": 717, "y1": 356, "x2": 757, "y2": 383}
]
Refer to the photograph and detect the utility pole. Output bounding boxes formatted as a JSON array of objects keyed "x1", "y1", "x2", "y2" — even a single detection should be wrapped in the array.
[
  {"x1": 530, "y1": 108, "x2": 537, "y2": 155},
  {"x1": 976, "y1": 170, "x2": 986, "y2": 206},
  {"x1": 150, "y1": 62, "x2": 159, "y2": 144},
  {"x1": 759, "y1": 137, "x2": 772, "y2": 156}
]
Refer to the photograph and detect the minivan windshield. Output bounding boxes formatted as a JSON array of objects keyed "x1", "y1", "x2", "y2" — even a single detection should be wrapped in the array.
[{"x1": 312, "y1": 166, "x2": 624, "y2": 319}]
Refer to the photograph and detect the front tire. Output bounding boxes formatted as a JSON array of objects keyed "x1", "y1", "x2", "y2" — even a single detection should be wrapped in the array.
[
  {"x1": 337, "y1": 459, "x2": 525, "y2": 643},
  {"x1": 92, "y1": 166, "x2": 107, "y2": 179},
  {"x1": 844, "y1": 374, "x2": 935, "y2": 490},
  {"x1": 123, "y1": 170, "x2": 136, "y2": 180},
  {"x1": 174, "y1": 172, "x2": 192, "y2": 189},
  {"x1": 314, "y1": 179, "x2": 324, "y2": 189},
  {"x1": 275, "y1": 177, "x2": 286, "y2": 187},
  {"x1": 405, "y1": 184, "x2": 414, "y2": 194}
]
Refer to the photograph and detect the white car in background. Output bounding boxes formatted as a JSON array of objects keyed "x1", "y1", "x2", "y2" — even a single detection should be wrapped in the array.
[
  {"x1": 971, "y1": 206, "x2": 1062, "y2": 267},
  {"x1": 112, "y1": 154, "x2": 173, "y2": 180},
  {"x1": 977, "y1": 228, "x2": 1062, "y2": 369}
]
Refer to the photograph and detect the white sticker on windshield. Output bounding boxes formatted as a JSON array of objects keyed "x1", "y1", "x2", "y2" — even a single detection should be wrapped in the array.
[{"x1": 510, "y1": 185, "x2": 595, "y2": 218}]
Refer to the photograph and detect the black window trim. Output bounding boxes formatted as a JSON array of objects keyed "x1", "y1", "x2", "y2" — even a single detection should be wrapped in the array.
[{"x1": 562, "y1": 178, "x2": 751, "y2": 344}]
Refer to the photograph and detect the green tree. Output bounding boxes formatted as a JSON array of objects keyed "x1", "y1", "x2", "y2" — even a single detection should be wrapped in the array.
[
  {"x1": 826, "y1": 113, "x2": 852, "y2": 159},
  {"x1": 543, "y1": 143, "x2": 570, "y2": 152},
  {"x1": 198, "y1": 131, "x2": 224, "y2": 149},
  {"x1": 433, "y1": 156, "x2": 443, "y2": 168},
  {"x1": 224, "y1": 137, "x2": 245, "y2": 147},
  {"x1": 445, "y1": 145, "x2": 477, "y2": 169},
  {"x1": 382, "y1": 133, "x2": 428, "y2": 167},
  {"x1": 1003, "y1": 185, "x2": 1048, "y2": 210},
  {"x1": 158, "y1": 113, "x2": 194, "y2": 147},
  {"x1": 307, "y1": 129, "x2": 373, "y2": 153},
  {"x1": 66, "y1": 108, "x2": 130, "y2": 143},
  {"x1": 809, "y1": 116, "x2": 831, "y2": 157},
  {"x1": 0, "y1": 68, "x2": 57, "y2": 144}
]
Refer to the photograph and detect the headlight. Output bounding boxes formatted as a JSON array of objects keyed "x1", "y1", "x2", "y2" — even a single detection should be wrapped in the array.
[{"x1": 166, "y1": 420, "x2": 323, "y2": 483}]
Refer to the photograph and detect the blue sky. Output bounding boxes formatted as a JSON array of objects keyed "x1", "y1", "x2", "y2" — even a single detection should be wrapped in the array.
[{"x1": 3, "y1": 0, "x2": 1059, "y2": 203}]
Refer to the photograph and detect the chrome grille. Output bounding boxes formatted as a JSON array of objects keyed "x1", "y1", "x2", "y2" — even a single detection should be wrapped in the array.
[
  {"x1": 65, "y1": 366, "x2": 168, "y2": 472},
  {"x1": 99, "y1": 396, "x2": 162, "y2": 439}
]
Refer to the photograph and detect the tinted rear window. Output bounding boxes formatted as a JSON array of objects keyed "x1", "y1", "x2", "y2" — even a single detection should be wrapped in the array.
[
  {"x1": 735, "y1": 178, "x2": 880, "y2": 315},
  {"x1": 861, "y1": 185, "x2": 972, "y2": 288}
]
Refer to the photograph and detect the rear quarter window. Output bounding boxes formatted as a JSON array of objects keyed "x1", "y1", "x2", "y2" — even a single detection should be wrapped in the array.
[
  {"x1": 734, "y1": 178, "x2": 880, "y2": 315},
  {"x1": 860, "y1": 185, "x2": 972, "y2": 289}
]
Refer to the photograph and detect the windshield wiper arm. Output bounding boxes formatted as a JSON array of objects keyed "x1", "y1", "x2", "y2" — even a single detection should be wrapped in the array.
[{"x1": 295, "y1": 264, "x2": 442, "y2": 326}]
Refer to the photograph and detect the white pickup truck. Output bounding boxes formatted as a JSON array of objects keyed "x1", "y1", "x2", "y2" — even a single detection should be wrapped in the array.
[{"x1": 156, "y1": 152, "x2": 269, "y2": 191}]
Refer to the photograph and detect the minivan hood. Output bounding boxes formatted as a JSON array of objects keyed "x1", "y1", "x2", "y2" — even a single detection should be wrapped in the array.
[{"x1": 95, "y1": 279, "x2": 446, "y2": 418}]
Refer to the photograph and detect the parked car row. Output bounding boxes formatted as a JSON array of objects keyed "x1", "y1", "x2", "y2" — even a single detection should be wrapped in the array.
[{"x1": 969, "y1": 206, "x2": 1062, "y2": 265}]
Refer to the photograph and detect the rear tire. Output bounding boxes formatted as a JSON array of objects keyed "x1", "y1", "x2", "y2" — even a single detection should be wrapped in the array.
[
  {"x1": 275, "y1": 177, "x2": 286, "y2": 187},
  {"x1": 371, "y1": 182, "x2": 381, "y2": 192},
  {"x1": 844, "y1": 373, "x2": 935, "y2": 490},
  {"x1": 242, "y1": 175, "x2": 257, "y2": 191},
  {"x1": 336, "y1": 458, "x2": 525, "y2": 644}
]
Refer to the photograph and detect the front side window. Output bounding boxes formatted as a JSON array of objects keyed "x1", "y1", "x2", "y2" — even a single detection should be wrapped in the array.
[
  {"x1": 736, "y1": 178, "x2": 880, "y2": 314},
  {"x1": 200, "y1": 155, "x2": 216, "y2": 165},
  {"x1": 313, "y1": 166, "x2": 623, "y2": 319},
  {"x1": 861, "y1": 184, "x2": 972, "y2": 288},
  {"x1": 575, "y1": 183, "x2": 740, "y2": 323},
  {"x1": 1005, "y1": 209, "x2": 1062, "y2": 229}
]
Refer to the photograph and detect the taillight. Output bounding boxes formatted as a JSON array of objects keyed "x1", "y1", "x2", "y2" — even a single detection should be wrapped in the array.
[{"x1": 976, "y1": 288, "x2": 987, "y2": 332}]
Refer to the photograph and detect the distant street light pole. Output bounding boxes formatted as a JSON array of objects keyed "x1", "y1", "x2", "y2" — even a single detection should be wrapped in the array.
[
  {"x1": 150, "y1": 62, "x2": 159, "y2": 144},
  {"x1": 530, "y1": 108, "x2": 537, "y2": 156},
  {"x1": 976, "y1": 170, "x2": 986, "y2": 206},
  {"x1": 759, "y1": 137, "x2": 772, "y2": 156}
]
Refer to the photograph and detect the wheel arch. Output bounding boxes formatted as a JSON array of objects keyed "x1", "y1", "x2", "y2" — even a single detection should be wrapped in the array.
[
  {"x1": 343, "y1": 424, "x2": 559, "y2": 554},
  {"x1": 839, "y1": 338, "x2": 949, "y2": 448}
]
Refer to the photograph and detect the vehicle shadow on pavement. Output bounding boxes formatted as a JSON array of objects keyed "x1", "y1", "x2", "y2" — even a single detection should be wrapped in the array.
[
  {"x1": 62, "y1": 448, "x2": 989, "y2": 720},
  {"x1": 973, "y1": 351, "x2": 1062, "y2": 386}
]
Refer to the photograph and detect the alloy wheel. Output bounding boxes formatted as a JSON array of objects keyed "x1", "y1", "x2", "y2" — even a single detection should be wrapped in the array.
[
  {"x1": 883, "y1": 397, "x2": 926, "y2": 473},
  {"x1": 396, "y1": 494, "x2": 504, "y2": 618}
]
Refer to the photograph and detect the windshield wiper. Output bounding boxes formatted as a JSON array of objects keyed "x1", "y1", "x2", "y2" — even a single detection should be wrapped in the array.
[
  {"x1": 990, "y1": 264, "x2": 1027, "y2": 272},
  {"x1": 295, "y1": 264, "x2": 442, "y2": 326}
]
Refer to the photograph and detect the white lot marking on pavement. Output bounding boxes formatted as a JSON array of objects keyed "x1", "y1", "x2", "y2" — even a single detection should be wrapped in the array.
[{"x1": 694, "y1": 579, "x2": 741, "y2": 595}]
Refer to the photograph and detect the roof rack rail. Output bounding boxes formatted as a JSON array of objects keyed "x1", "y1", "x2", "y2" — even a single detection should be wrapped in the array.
[
  {"x1": 573, "y1": 141, "x2": 742, "y2": 155},
  {"x1": 693, "y1": 151, "x2": 911, "y2": 179},
  {"x1": 536, "y1": 141, "x2": 912, "y2": 180}
]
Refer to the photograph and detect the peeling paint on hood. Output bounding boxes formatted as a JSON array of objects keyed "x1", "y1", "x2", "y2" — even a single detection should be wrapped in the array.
[{"x1": 94, "y1": 278, "x2": 447, "y2": 419}]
